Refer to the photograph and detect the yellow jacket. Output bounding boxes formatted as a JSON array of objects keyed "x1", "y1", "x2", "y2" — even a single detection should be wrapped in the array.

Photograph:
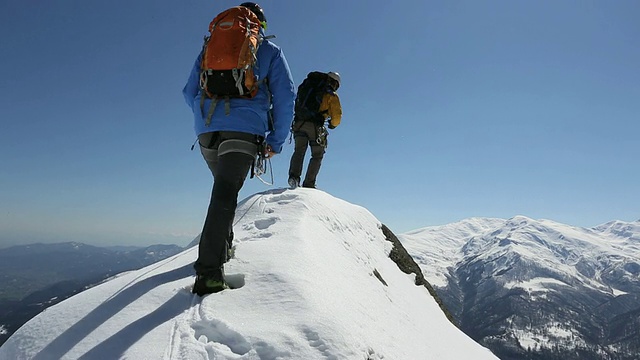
[{"x1": 320, "y1": 92, "x2": 342, "y2": 128}]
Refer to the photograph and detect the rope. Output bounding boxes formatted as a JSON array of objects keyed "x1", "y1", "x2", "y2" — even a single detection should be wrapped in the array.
[
  {"x1": 254, "y1": 156, "x2": 274, "y2": 186},
  {"x1": 233, "y1": 192, "x2": 264, "y2": 226}
]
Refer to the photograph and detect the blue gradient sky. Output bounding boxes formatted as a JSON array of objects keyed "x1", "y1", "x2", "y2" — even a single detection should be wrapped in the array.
[{"x1": 1, "y1": 0, "x2": 638, "y2": 248}]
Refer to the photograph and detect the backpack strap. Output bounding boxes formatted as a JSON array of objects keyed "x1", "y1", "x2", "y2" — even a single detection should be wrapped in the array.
[
  {"x1": 204, "y1": 96, "x2": 219, "y2": 126},
  {"x1": 224, "y1": 96, "x2": 231, "y2": 115},
  {"x1": 233, "y1": 68, "x2": 244, "y2": 95}
]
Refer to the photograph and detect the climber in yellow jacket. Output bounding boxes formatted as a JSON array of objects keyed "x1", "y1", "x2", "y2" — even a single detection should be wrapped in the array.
[{"x1": 288, "y1": 71, "x2": 342, "y2": 189}]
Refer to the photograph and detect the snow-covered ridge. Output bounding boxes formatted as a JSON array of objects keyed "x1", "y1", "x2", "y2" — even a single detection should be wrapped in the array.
[{"x1": 0, "y1": 189, "x2": 497, "y2": 360}]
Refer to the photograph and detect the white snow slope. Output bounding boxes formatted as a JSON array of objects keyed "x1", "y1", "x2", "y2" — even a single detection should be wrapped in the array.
[{"x1": 0, "y1": 189, "x2": 496, "y2": 360}]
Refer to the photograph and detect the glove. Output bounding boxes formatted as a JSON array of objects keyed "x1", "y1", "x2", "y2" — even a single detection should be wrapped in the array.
[
  {"x1": 264, "y1": 144, "x2": 277, "y2": 158},
  {"x1": 328, "y1": 124, "x2": 336, "y2": 130}
]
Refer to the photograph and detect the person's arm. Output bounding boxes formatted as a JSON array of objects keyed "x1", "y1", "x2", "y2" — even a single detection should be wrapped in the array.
[
  {"x1": 182, "y1": 53, "x2": 202, "y2": 111},
  {"x1": 265, "y1": 47, "x2": 295, "y2": 153}
]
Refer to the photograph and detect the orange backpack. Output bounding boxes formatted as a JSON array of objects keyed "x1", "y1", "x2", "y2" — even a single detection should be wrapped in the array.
[{"x1": 199, "y1": 6, "x2": 263, "y2": 102}]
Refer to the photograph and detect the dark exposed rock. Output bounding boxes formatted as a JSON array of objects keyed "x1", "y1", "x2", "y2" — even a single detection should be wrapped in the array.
[{"x1": 381, "y1": 224, "x2": 456, "y2": 325}]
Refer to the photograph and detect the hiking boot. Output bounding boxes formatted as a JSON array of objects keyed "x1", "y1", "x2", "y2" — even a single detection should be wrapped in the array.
[
  {"x1": 302, "y1": 182, "x2": 316, "y2": 189},
  {"x1": 192, "y1": 271, "x2": 228, "y2": 296},
  {"x1": 288, "y1": 176, "x2": 300, "y2": 189}
]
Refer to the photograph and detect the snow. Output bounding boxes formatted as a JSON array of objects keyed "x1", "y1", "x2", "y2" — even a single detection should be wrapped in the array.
[
  {"x1": 0, "y1": 189, "x2": 497, "y2": 360},
  {"x1": 402, "y1": 216, "x2": 640, "y2": 293},
  {"x1": 512, "y1": 321, "x2": 586, "y2": 351},
  {"x1": 399, "y1": 217, "x2": 507, "y2": 287},
  {"x1": 503, "y1": 277, "x2": 569, "y2": 300},
  {"x1": 502, "y1": 315, "x2": 587, "y2": 351},
  {"x1": 399, "y1": 215, "x2": 640, "y2": 355},
  {"x1": 0, "y1": 326, "x2": 6, "y2": 336},
  {"x1": 503, "y1": 277, "x2": 570, "y2": 292},
  {"x1": 611, "y1": 287, "x2": 628, "y2": 296}
]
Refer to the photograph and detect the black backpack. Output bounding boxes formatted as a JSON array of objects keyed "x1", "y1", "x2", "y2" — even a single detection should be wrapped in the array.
[{"x1": 294, "y1": 71, "x2": 329, "y2": 125}]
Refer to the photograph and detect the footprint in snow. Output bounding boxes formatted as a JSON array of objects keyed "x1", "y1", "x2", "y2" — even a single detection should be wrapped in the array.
[
  {"x1": 302, "y1": 326, "x2": 338, "y2": 360},
  {"x1": 192, "y1": 318, "x2": 251, "y2": 356},
  {"x1": 254, "y1": 217, "x2": 277, "y2": 230},
  {"x1": 224, "y1": 273, "x2": 245, "y2": 289},
  {"x1": 265, "y1": 193, "x2": 297, "y2": 205}
]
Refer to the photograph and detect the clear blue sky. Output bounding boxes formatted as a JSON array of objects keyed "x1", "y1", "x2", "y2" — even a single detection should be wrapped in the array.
[{"x1": 1, "y1": 0, "x2": 638, "y2": 248}]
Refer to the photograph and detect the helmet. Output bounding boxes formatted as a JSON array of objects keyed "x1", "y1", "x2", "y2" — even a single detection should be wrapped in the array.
[
  {"x1": 327, "y1": 71, "x2": 341, "y2": 90},
  {"x1": 240, "y1": 2, "x2": 267, "y2": 28}
]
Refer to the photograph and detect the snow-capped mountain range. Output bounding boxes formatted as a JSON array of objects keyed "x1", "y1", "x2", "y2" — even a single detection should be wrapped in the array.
[{"x1": 400, "y1": 216, "x2": 640, "y2": 360}]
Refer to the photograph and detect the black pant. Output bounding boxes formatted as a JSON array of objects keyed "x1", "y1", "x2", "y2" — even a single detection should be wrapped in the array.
[
  {"x1": 288, "y1": 121, "x2": 326, "y2": 187},
  {"x1": 194, "y1": 132, "x2": 256, "y2": 276}
]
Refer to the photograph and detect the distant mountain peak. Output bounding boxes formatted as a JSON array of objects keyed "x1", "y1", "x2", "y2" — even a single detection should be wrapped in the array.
[{"x1": 400, "y1": 216, "x2": 640, "y2": 360}]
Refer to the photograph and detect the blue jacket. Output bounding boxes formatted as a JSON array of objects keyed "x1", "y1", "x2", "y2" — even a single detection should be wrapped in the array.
[{"x1": 183, "y1": 33, "x2": 295, "y2": 153}]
